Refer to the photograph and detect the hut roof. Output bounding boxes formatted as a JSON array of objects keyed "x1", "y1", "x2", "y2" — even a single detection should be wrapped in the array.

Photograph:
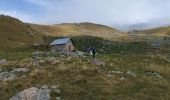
[{"x1": 50, "y1": 38, "x2": 70, "y2": 46}]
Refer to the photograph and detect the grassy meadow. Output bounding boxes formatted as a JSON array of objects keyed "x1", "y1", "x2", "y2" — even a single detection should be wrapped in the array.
[{"x1": 0, "y1": 35, "x2": 170, "y2": 100}]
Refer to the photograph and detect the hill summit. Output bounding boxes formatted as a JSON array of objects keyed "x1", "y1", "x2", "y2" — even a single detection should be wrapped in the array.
[{"x1": 31, "y1": 22, "x2": 122, "y2": 38}]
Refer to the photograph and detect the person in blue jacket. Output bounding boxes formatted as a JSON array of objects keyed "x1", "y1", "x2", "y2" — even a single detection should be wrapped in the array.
[{"x1": 92, "y1": 47, "x2": 96, "y2": 59}]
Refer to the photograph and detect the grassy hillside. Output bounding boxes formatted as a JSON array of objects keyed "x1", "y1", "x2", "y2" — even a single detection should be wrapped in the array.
[
  {"x1": 0, "y1": 38, "x2": 170, "y2": 100},
  {"x1": 0, "y1": 16, "x2": 170, "y2": 100},
  {"x1": 130, "y1": 26, "x2": 170, "y2": 36},
  {"x1": 31, "y1": 22, "x2": 122, "y2": 39},
  {"x1": 0, "y1": 15, "x2": 42, "y2": 50}
]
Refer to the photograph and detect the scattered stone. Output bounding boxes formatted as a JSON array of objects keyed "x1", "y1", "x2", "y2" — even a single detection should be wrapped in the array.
[
  {"x1": 60, "y1": 50, "x2": 86, "y2": 58},
  {"x1": 91, "y1": 59, "x2": 105, "y2": 66},
  {"x1": 0, "y1": 72, "x2": 16, "y2": 81},
  {"x1": 120, "y1": 77, "x2": 127, "y2": 81},
  {"x1": 127, "y1": 70, "x2": 136, "y2": 77},
  {"x1": 0, "y1": 59, "x2": 7, "y2": 65},
  {"x1": 0, "y1": 68, "x2": 29, "y2": 81},
  {"x1": 32, "y1": 51, "x2": 44, "y2": 57},
  {"x1": 47, "y1": 57, "x2": 57, "y2": 65},
  {"x1": 107, "y1": 74, "x2": 114, "y2": 79},
  {"x1": 60, "y1": 55, "x2": 66, "y2": 58},
  {"x1": 66, "y1": 56, "x2": 72, "y2": 61},
  {"x1": 10, "y1": 87, "x2": 39, "y2": 100},
  {"x1": 75, "y1": 51, "x2": 86, "y2": 57},
  {"x1": 55, "y1": 89, "x2": 61, "y2": 94},
  {"x1": 56, "y1": 97, "x2": 61, "y2": 100},
  {"x1": 108, "y1": 70, "x2": 123, "y2": 74},
  {"x1": 12, "y1": 68, "x2": 29, "y2": 73},
  {"x1": 10, "y1": 86, "x2": 51, "y2": 100},
  {"x1": 50, "y1": 84, "x2": 59, "y2": 89},
  {"x1": 144, "y1": 71, "x2": 162, "y2": 79},
  {"x1": 39, "y1": 85, "x2": 51, "y2": 100}
]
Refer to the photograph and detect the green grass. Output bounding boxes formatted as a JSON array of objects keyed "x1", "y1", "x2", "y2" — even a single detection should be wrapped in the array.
[
  {"x1": 0, "y1": 52, "x2": 170, "y2": 100},
  {"x1": 0, "y1": 15, "x2": 43, "y2": 50},
  {"x1": 0, "y1": 35, "x2": 170, "y2": 100}
]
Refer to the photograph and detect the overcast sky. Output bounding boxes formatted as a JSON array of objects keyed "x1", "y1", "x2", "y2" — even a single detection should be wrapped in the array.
[{"x1": 1, "y1": 0, "x2": 170, "y2": 30}]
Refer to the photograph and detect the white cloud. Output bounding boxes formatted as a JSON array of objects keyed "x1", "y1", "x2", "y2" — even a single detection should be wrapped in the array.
[
  {"x1": 0, "y1": 10, "x2": 33, "y2": 22},
  {"x1": 23, "y1": 0, "x2": 50, "y2": 7},
  {"x1": 2, "y1": 0, "x2": 170, "y2": 30},
  {"x1": 29, "y1": 0, "x2": 170, "y2": 26}
]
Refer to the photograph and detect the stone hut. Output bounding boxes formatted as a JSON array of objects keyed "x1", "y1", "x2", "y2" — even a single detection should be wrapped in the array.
[{"x1": 50, "y1": 38, "x2": 75, "y2": 52}]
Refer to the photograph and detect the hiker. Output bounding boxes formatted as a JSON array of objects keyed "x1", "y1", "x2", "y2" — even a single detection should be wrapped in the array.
[
  {"x1": 92, "y1": 47, "x2": 96, "y2": 59},
  {"x1": 88, "y1": 46, "x2": 92, "y2": 56}
]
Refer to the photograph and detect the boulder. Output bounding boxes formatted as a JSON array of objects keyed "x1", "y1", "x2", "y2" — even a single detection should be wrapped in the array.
[
  {"x1": 56, "y1": 97, "x2": 61, "y2": 100},
  {"x1": 0, "y1": 72, "x2": 16, "y2": 81},
  {"x1": 38, "y1": 85, "x2": 51, "y2": 100},
  {"x1": 120, "y1": 77, "x2": 127, "y2": 81},
  {"x1": 0, "y1": 59, "x2": 7, "y2": 65},
  {"x1": 10, "y1": 87, "x2": 39, "y2": 100},
  {"x1": 46, "y1": 57, "x2": 57, "y2": 65},
  {"x1": 144, "y1": 71, "x2": 162, "y2": 79},
  {"x1": 0, "y1": 68, "x2": 29, "y2": 81},
  {"x1": 12, "y1": 68, "x2": 29, "y2": 73},
  {"x1": 50, "y1": 84, "x2": 59, "y2": 89},
  {"x1": 108, "y1": 70, "x2": 123, "y2": 74},
  {"x1": 127, "y1": 70, "x2": 136, "y2": 77},
  {"x1": 10, "y1": 86, "x2": 51, "y2": 100},
  {"x1": 91, "y1": 59, "x2": 105, "y2": 66},
  {"x1": 32, "y1": 51, "x2": 44, "y2": 57}
]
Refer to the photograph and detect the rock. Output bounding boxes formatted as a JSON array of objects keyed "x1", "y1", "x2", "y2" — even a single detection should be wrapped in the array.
[
  {"x1": 38, "y1": 85, "x2": 51, "y2": 100},
  {"x1": 12, "y1": 68, "x2": 29, "y2": 73},
  {"x1": 56, "y1": 60, "x2": 61, "y2": 63},
  {"x1": 47, "y1": 57, "x2": 57, "y2": 65},
  {"x1": 144, "y1": 71, "x2": 162, "y2": 79},
  {"x1": 10, "y1": 86, "x2": 51, "y2": 100},
  {"x1": 32, "y1": 51, "x2": 44, "y2": 58},
  {"x1": 10, "y1": 87, "x2": 39, "y2": 100},
  {"x1": 0, "y1": 59, "x2": 7, "y2": 65},
  {"x1": 127, "y1": 70, "x2": 136, "y2": 77},
  {"x1": 50, "y1": 84, "x2": 59, "y2": 89},
  {"x1": 75, "y1": 51, "x2": 86, "y2": 56},
  {"x1": 55, "y1": 89, "x2": 61, "y2": 94},
  {"x1": 91, "y1": 59, "x2": 105, "y2": 66},
  {"x1": 60, "y1": 55, "x2": 66, "y2": 58},
  {"x1": 0, "y1": 72, "x2": 16, "y2": 81},
  {"x1": 107, "y1": 74, "x2": 114, "y2": 78},
  {"x1": 66, "y1": 56, "x2": 72, "y2": 61},
  {"x1": 0, "y1": 68, "x2": 29, "y2": 81},
  {"x1": 120, "y1": 77, "x2": 127, "y2": 81},
  {"x1": 108, "y1": 70, "x2": 123, "y2": 74},
  {"x1": 56, "y1": 97, "x2": 61, "y2": 100}
]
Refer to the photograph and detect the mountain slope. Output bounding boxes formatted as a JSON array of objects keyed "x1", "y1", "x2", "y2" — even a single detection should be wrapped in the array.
[
  {"x1": 130, "y1": 26, "x2": 170, "y2": 36},
  {"x1": 0, "y1": 15, "x2": 42, "y2": 50},
  {"x1": 31, "y1": 22, "x2": 122, "y2": 39}
]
